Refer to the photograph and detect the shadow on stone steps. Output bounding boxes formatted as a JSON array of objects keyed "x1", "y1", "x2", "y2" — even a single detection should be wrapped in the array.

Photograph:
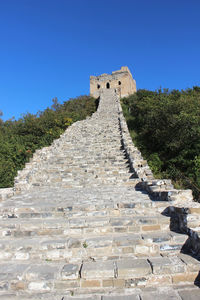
[{"x1": 162, "y1": 205, "x2": 200, "y2": 288}]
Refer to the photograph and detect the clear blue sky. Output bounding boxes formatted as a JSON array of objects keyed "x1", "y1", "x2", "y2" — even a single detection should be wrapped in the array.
[{"x1": 0, "y1": 0, "x2": 200, "y2": 121}]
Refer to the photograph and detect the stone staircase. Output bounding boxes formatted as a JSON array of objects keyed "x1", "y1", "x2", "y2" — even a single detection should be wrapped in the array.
[
  {"x1": 13, "y1": 89, "x2": 139, "y2": 191},
  {"x1": 0, "y1": 89, "x2": 200, "y2": 299}
]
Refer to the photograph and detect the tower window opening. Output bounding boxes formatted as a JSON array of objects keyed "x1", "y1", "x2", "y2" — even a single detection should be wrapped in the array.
[
  {"x1": 97, "y1": 84, "x2": 100, "y2": 89},
  {"x1": 118, "y1": 81, "x2": 121, "y2": 85},
  {"x1": 106, "y1": 82, "x2": 110, "y2": 89}
]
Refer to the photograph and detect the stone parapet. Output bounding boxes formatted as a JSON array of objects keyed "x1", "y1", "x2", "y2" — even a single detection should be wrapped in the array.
[{"x1": 117, "y1": 94, "x2": 194, "y2": 205}]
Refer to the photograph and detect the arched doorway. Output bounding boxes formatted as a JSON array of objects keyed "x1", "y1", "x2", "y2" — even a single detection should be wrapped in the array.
[{"x1": 106, "y1": 82, "x2": 110, "y2": 89}]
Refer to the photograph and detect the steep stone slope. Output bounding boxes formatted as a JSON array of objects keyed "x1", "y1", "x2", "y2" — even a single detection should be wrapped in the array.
[
  {"x1": 14, "y1": 89, "x2": 141, "y2": 190},
  {"x1": 0, "y1": 89, "x2": 199, "y2": 299}
]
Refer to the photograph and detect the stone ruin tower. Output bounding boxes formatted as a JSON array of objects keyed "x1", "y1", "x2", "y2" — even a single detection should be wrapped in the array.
[{"x1": 90, "y1": 66, "x2": 136, "y2": 98}]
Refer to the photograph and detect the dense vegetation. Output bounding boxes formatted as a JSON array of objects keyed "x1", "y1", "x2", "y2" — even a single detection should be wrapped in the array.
[
  {"x1": 0, "y1": 96, "x2": 97, "y2": 188},
  {"x1": 121, "y1": 87, "x2": 200, "y2": 201}
]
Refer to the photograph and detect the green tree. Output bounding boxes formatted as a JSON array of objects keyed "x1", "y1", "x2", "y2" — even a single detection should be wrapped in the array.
[{"x1": 121, "y1": 87, "x2": 200, "y2": 200}]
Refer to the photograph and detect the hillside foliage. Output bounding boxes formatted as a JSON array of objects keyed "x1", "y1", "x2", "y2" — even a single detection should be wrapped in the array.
[
  {"x1": 121, "y1": 87, "x2": 200, "y2": 201},
  {"x1": 0, "y1": 96, "x2": 97, "y2": 188}
]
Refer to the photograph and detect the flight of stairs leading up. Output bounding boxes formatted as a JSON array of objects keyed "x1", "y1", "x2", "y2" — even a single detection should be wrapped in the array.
[
  {"x1": 0, "y1": 89, "x2": 199, "y2": 299},
  {"x1": 13, "y1": 89, "x2": 142, "y2": 191}
]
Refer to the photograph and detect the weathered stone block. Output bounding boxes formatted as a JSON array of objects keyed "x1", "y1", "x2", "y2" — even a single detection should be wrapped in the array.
[
  {"x1": 10, "y1": 281, "x2": 27, "y2": 291},
  {"x1": 25, "y1": 264, "x2": 59, "y2": 280},
  {"x1": 122, "y1": 246, "x2": 134, "y2": 254},
  {"x1": 142, "y1": 225, "x2": 161, "y2": 231},
  {"x1": 149, "y1": 257, "x2": 185, "y2": 275},
  {"x1": 0, "y1": 264, "x2": 29, "y2": 280},
  {"x1": 67, "y1": 237, "x2": 81, "y2": 248},
  {"x1": 125, "y1": 277, "x2": 148, "y2": 287},
  {"x1": 147, "y1": 274, "x2": 172, "y2": 286},
  {"x1": 102, "y1": 279, "x2": 125, "y2": 288},
  {"x1": 14, "y1": 252, "x2": 29, "y2": 260},
  {"x1": 65, "y1": 297, "x2": 101, "y2": 300},
  {"x1": 160, "y1": 244, "x2": 182, "y2": 252},
  {"x1": 117, "y1": 259, "x2": 151, "y2": 278},
  {"x1": 172, "y1": 272, "x2": 197, "y2": 284},
  {"x1": 178, "y1": 289, "x2": 200, "y2": 300},
  {"x1": 61, "y1": 264, "x2": 80, "y2": 280},
  {"x1": 141, "y1": 289, "x2": 180, "y2": 300},
  {"x1": 135, "y1": 245, "x2": 151, "y2": 255},
  {"x1": 54, "y1": 280, "x2": 80, "y2": 289},
  {"x1": 28, "y1": 281, "x2": 51, "y2": 291},
  {"x1": 102, "y1": 295, "x2": 140, "y2": 300},
  {"x1": 81, "y1": 279, "x2": 101, "y2": 288},
  {"x1": 81, "y1": 261, "x2": 115, "y2": 279},
  {"x1": 179, "y1": 253, "x2": 200, "y2": 272}
]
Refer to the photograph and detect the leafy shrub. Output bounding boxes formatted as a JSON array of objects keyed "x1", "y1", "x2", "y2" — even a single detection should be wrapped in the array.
[{"x1": 121, "y1": 87, "x2": 200, "y2": 201}]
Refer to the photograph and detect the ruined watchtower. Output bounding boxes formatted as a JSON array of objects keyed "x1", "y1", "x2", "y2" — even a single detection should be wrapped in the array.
[{"x1": 90, "y1": 66, "x2": 136, "y2": 98}]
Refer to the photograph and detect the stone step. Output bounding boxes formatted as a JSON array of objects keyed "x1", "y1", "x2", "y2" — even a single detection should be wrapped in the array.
[
  {"x1": 0, "y1": 255, "x2": 199, "y2": 295},
  {"x1": 34, "y1": 157, "x2": 129, "y2": 166},
  {"x1": 1, "y1": 211, "x2": 197, "y2": 228},
  {"x1": 1, "y1": 287, "x2": 200, "y2": 300},
  {"x1": 0, "y1": 215, "x2": 198, "y2": 261},
  {"x1": 0, "y1": 205, "x2": 169, "y2": 219},
  {"x1": 0, "y1": 214, "x2": 170, "y2": 235},
  {"x1": 34, "y1": 166, "x2": 130, "y2": 171},
  {"x1": 38, "y1": 167, "x2": 131, "y2": 175},
  {"x1": 16, "y1": 176, "x2": 137, "y2": 187},
  {"x1": 0, "y1": 190, "x2": 198, "y2": 220},
  {"x1": 0, "y1": 231, "x2": 189, "y2": 262},
  {"x1": 39, "y1": 165, "x2": 130, "y2": 172},
  {"x1": 0, "y1": 186, "x2": 170, "y2": 211},
  {"x1": 26, "y1": 179, "x2": 137, "y2": 189},
  {"x1": 21, "y1": 162, "x2": 130, "y2": 171},
  {"x1": 45, "y1": 151, "x2": 127, "y2": 157},
  {"x1": 55, "y1": 149, "x2": 126, "y2": 154},
  {"x1": 44, "y1": 171, "x2": 132, "y2": 179}
]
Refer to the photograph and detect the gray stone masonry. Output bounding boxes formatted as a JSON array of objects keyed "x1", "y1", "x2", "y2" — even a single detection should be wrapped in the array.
[{"x1": 0, "y1": 89, "x2": 199, "y2": 298}]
